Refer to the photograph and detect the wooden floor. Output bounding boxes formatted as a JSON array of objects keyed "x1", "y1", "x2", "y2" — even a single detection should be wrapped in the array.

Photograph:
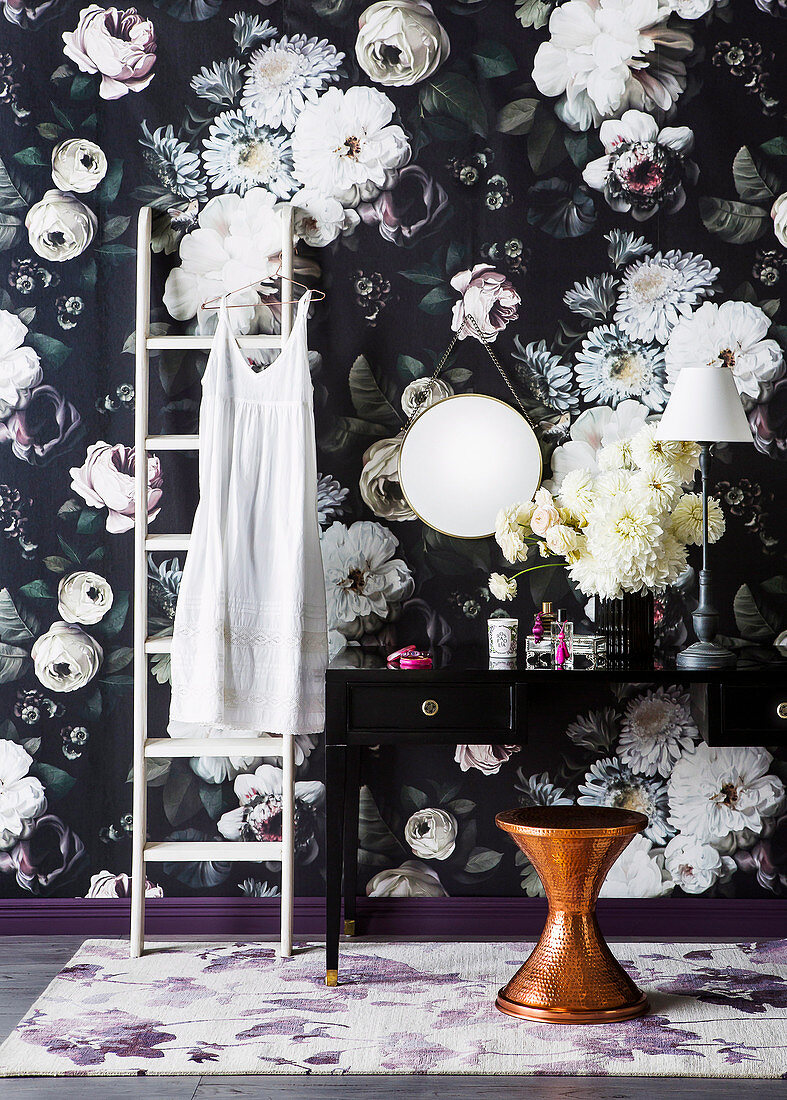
[{"x1": 1, "y1": 937, "x2": 786, "y2": 1099}]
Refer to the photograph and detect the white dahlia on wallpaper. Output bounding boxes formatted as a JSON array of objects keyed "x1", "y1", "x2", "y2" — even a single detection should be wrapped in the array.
[
  {"x1": 574, "y1": 324, "x2": 669, "y2": 410},
  {"x1": 545, "y1": 399, "x2": 650, "y2": 490},
  {"x1": 291, "y1": 86, "x2": 410, "y2": 206},
  {"x1": 665, "y1": 301, "x2": 785, "y2": 409},
  {"x1": 599, "y1": 833, "x2": 673, "y2": 897},
  {"x1": 202, "y1": 110, "x2": 297, "y2": 198},
  {"x1": 578, "y1": 756, "x2": 673, "y2": 843},
  {"x1": 241, "y1": 34, "x2": 344, "y2": 132},
  {"x1": 321, "y1": 520, "x2": 414, "y2": 638},
  {"x1": 618, "y1": 686, "x2": 698, "y2": 778},
  {"x1": 614, "y1": 250, "x2": 718, "y2": 345},
  {"x1": 663, "y1": 833, "x2": 735, "y2": 895},
  {"x1": 532, "y1": 0, "x2": 693, "y2": 131},
  {"x1": 668, "y1": 745, "x2": 785, "y2": 853},
  {"x1": 582, "y1": 111, "x2": 698, "y2": 220},
  {"x1": 292, "y1": 188, "x2": 360, "y2": 247}
]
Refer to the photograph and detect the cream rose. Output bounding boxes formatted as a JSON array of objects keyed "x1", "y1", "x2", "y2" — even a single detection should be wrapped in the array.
[
  {"x1": 25, "y1": 190, "x2": 97, "y2": 262},
  {"x1": 32, "y1": 621, "x2": 103, "y2": 693},
  {"x1": 70, "y1": 441, "x2": 163, "y2": 534},
  {"x1": 404, "y1": 807, "x2": 457, "y2": 860},
  {"x1": 86, "y1": 870, "x2": 163, "y2": 898},
  {"x1": 401, "y1": 376, "x2": 452, "y2": 419},
  {"x1": 62, "y1": 4, "x2": 157, "y2": 101},
  {"x1": 545, "y1": 523, "x2": 580, "y2": 559},
  {"x1": 366, "y1": 859, "x2": 448, "y2": 897},
  {"x1": 450, "y1": 264, "x2": 520, "y2": 342},
  {"x1": 773, "y1": 193, "x2": 787, "y2": 249},
  {"x1": 57, "y1": 571, "x2": 113, "y2": 625},
  {"x1": 356, "y1": 0, "x2": 450, "y2": 87},
  {"x1": 529, "y1": 487, "x2": 561, "y2": 537},
  {"x1": 488, "y1": 572, "x2": 517, "y2": 601},
  {"x1": 51, "y1": 138, "x2": 107, "y2": 193},
  {"x1": 454, "y1": 744, "x2": 518, "y2": 775},
  {"x1": 359, "y1": 435, "x2": 416, "y2": 521}
]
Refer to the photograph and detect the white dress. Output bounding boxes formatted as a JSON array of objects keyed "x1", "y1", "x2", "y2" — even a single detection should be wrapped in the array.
[{"x1": 168, "y1": 291, "x2": 327, "y2": 741}]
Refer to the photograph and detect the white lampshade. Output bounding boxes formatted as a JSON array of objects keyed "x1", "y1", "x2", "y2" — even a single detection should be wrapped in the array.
[{"x1": 656, "y1": 366, "x2": 753, "y2": 444}]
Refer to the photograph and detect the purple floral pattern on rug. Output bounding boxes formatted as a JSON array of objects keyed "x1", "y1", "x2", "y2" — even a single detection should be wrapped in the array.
[{"x1": 0, "y1": 940, "x2": 786, "y2": 1077}]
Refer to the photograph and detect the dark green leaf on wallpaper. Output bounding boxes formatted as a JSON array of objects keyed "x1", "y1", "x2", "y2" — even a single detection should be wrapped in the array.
[
  {"x1": 85, "y1": 546, "x2": 105, "y2": 567},
  {"x1": 81, "y1": 689, "x2": 102, "y2": 722},
  {"x1": 0, "y1": 643, "x2": 30, "y2": 685},
  {"x1": 97, "y1": 160, "x2": 123, "y2": 206},
  {"x1": 163, "y1": 765, "x2": 203, "y2": 827},
  {"x1": 57, "y1": 535, "x2": 80, "y2": 563},
  {"x1": 133, "y1": 757, "x2": 171, "y2": 787},
  {"x1": 399, "y1": 266, "x2": 444, "y2": 286},
  {"x1": 515, "y1": 0, "x2": 553, "y2": 27},
  {"x1": 23, "y1": 737, "x2": 41, "y2": 756},
  {"x1": 699, "y1": 197, "x2": 769, "y2": 244},
  {"x1": 761, "y1": 137, "x2": 787, "y2": 158},
  {"x1": 70, "y1": 74, "x2": 94, "y2": 100},
  {"x1": 58, "y1": 498, "x2": 81, "y2": 518},
  {"x1": 161, "y1": 829, "x2": 232, "y2": 888},
  {"x1": 349, "y1": 355, "x2": 402, "y2": 429},
  {"x1": 496, "y1": 98, "x2": 538, "y2": 136},
  {"x1": 358, "y1": 785, "x2": 404, "y2": 864},
  {"x1": 424, "y1": 529, "x2": 491, "y2": 572},
  {"x1": 443, "y1": 367, "x2": 472, "y2": 385},
  {"x1": 473, "y1": 40, "x2": 517, "y2": 79},
  {"x1": 0, "y1": 215, "x2": 23, "y2": 253},
  {"x1": 564, "y1": 131, "x2": 603, "y2": 171},
  {"x1": 27, "y1": 332, "x2": 71, "y2": 369},
  {"x1": 102, "y1": 647, "x2": 133, "y2": 675},
  {"x1": 759, "y1": 298, "x2": 780, "y2": 318},
  {"x1": 396, "y1": 355, "x2": 427, "y2": 380},
  {"x1": 422, "y1": 115, "x2": 468, "y2": 142},
  {"x1": 0, "y1": 589, "x2": 35, "y2": 647},
  {"x1": 0, "y1": 155, "x2": 32, "y2": 211},
  {"x1": 50, "y1": 64, "x2": 71, "y2": 86},
  {"x1": 101, "y1": 215, "x2": 131, "y2": 243},
  {"x1": 448, "y1": 799, "x2": 476, "y2": 816},
  {"x1": 732, "y1": 146, "x2": 782, "y2": 204},
  {"x1": 21, "y1": 577, "x2": 56, "y2": 597},
  {"x1": 420, "y1": 73, "x2": 487, "y2": 137},
  {"x1": 733, "y1": 582, "x2": 784, "y2": 641},
  {"x1": 445, "y1": 240, "x2": 466, "y2": 277},
  {"x1": 402, "y1": 785, "x2": 428, "y2": 813},
  {"x1": 528, "y1": 107, "x2": 566, "y2": 175},
  {"x1": 81, "y1": 113, "x2": 98, "y2": 133},
  {"x1": 80, "y1": 259, "x2": 97, "y2": 288},
  {"x1": 198, "y1": 782, "x2": 230, "y2": 820},
  {"x1": 95, "y1": 243, "x2": 136, "y2": 262},
  {"x1": 49, "y1": 101, "x2": 75, "y2": 132},
  {"x1": 93, "y1": 593, "x2": 130, "y2": 640},
  {"x1": 76, "y1": 507, "x2": 103, "y2": 536},
  {"x1": 463, "y1": 847, "x2": 503, "y2": 874},
  {"x1": 16, "y1": 305, "x2": 35, "y2": 326},
  {"x1": 0, "y1": 719, "x2": 18, "y2": 741},
  {"x1": 36, "y1": 122, "x2": 64, "y2": 142},
  {"x1": 527, "y1": 179, "x2": 596, "y2": 238},
  {"x1": 418, "y1": 285, "x2": 454, "y2": 314},
  {"x1": 318, "y1": 415, "x2": 389, "y2": 454},
  {"x1": 31, "y1": 762, "x2": 76, "y2": 800},
  {"x1": 13, "y1": 147, "x2": 47, "y2": 168}
]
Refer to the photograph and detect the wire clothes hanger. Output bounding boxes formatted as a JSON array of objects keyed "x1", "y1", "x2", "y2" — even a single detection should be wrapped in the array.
[{"x1": 200, "y1": 258, "x2": 326, "y2": 311}]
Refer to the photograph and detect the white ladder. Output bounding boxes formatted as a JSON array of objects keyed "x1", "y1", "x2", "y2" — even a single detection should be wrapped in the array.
[{"x1": 131, "y1": 203, "x2": 297, "y2": 958}]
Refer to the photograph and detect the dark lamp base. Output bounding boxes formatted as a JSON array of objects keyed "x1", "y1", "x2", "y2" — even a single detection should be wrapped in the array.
[{"x1": 676, "y1": 641, "x2": 737, "y2": 670}]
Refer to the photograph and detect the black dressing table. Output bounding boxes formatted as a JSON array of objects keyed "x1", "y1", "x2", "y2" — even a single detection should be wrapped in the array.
[{"x1": 323, "y1": 645, "x2": 787, "y2": 985}]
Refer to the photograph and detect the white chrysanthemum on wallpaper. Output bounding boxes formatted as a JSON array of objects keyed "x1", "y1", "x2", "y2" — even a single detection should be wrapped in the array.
[
  {"x1": 617, "y1": 686, "x2": 699, "y2": 778},
  {"x1": 614, "y1": 250, "x2": 719, "y2": 345},
  {"x1": 241, "y1": 34, "x2": 344, "y2": 131},
  {"x1": 202, "y1": 110, "x2": 297, "y2": 198},
  {"x1": 578, "y1": 756, "x2": 673, "y2": 844},
  {"x1": 574, "y1": 324, "x2": 669, "y2": 411},
  {"x1": 321, "y1": 520, "x2": 414, "y2": 639},
  {"x1": 668, "y1": 745, "x2": 785, "y2": 853},
  {"x1": 139, "y1": 121, "x2": 206, "y2": 201},
  {"x1": 515, "y1": 770, "x2": 573, "y2": 807},
  {"x1": 291, "y1": 86, "x2": 410, "y2": 206}
]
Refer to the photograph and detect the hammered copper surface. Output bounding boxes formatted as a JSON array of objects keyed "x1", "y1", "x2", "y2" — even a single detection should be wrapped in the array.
[{"x1": 495, "y1": 806, "x2": 649, "y2": 1023}]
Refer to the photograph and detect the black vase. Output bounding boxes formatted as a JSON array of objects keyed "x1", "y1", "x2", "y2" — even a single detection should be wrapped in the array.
[{"x1": 596, "y1": 592, "x2": 655, "y2": 670}]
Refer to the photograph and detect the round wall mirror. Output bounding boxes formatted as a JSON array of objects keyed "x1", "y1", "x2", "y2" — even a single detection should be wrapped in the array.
[{"x1": 398, "y1": 394, "x2": 543, "y2": 539}]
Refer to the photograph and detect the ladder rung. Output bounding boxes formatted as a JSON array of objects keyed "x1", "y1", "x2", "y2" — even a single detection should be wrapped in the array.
[
  {"x1": 145, "y1": 534, "x2": 190, "y2": 550},
  {"x1": 145, "y1": 435, "x2": 198, "y2": 450},
  {"x1": 144, "y1": 841, "x2": 281, "y2": 861},
  {"x1": 146, "y1": 335, "x2": 283, "y2": 350},
  {"x1": 144, "y1": 737, "x2": 284, "y2": 758},
  {"x1": 145, "y1": 637, "x2": 172, "y2": 653}
]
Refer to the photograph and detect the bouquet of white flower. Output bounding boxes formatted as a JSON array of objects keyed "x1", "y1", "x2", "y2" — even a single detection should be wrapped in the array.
[{"x1": 489, "y1": 423, "x2": 726, "y2": 602}]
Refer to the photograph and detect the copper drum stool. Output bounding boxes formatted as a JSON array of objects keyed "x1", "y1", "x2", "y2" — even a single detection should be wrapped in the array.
[{"x1": 495, "y1": 806, "x2": 649, "y2": 1023}]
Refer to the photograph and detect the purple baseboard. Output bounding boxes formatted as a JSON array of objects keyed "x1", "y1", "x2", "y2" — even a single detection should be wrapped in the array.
[{"x1": 1, "y1": 896, "x2": 786, "y2": 939}]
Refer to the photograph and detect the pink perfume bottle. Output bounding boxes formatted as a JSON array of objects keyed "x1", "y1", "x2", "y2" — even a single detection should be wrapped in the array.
[{"x1": 551, "y1": 610, "x2": 574, "y2": 670}]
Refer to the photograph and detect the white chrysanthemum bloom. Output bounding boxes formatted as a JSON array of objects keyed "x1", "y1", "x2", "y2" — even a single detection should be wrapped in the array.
[
  {"x1": 494, "y1": 503, "x2": 530, "y2": 563},
  {"x1": 591, "y1": 489, "x2": 663, "y2": 576},
  {"x1": 665, "y1": 300, "x2": 785, "y2": 409},
  {"x1": 641, "y1": 532, "x2": 687, "y2": 591},
  {"x1": 292, "y1": 86, "x2": 410, "y2": 207},
  {"x1": 557, "y1": 467, "x2": 596, "y2": 525},
  {"x1": 618, "y1": 685, "x2": 698, "y2": 777},
  {"x1": 578, "y1": 756, "x2": 673, "y2": 844},
  {"x1": 599, "y1": 833, "x2": 673, "y2": 897},
  {"x1": 664, "y1": 833, "x2": 735, "y2": 895},
  {"x1": 670, "y1": 491, "x2": 725, "y2": 546},
  {"x1": 241, "y1": 34, "x2": 344, "y2": 131},
  {"x1": 532, "y1": 0, "x2": 693, "y2": 132},
  {"x1": 630, "y1": 422, "x2": 700, "y2": 483},
  {"x1": 202, "y1": 110, "x2": 297, "y2": 198},
  {"x1": 668, "y1": 744, "x2": 786, "y2": 853},
  {"x1": 575, "y1": 324, "x2": 669, "y2": 411},
  {"x1": 489, "y1": 572, "x2": 517, "y2": 601},
  {"x1": 291, "y1": 187, "x2": 359, "y2": 246},
  {"x1": 594, "y1": 467, "x2": 632, "y2": 502},
  {"x1": 598, "y1": 439, "x2": 633, "y2": 471},
  {"x1": 566, "y1": 707, "x2": 619, "y2": 751},
  {"x1": 615, "y1": 250, "x2": 719, "y2": 345},
  {"x1": 546, "y1": 399, "x2": 651, "y2": 490},
  {"x1": 630, "y1": 457, "x2": 682, "y2": 514},
  {"x1": 569, "y1": 549, "x2": 622, "y2": 600},
  {"x1": 321, "y1": 519, "x2": 414, "y2": 638}
]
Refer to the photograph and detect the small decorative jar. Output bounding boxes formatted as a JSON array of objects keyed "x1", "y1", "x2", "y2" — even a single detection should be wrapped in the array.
[
  {"x1": 525, "y1": 635, "x2": 553, "y2": 669},
  {"x1": 488, "y1": 617, "x2": 518, "y2": 660},
  {"x1": 572, "y1": 634, "x2": 608, "y2": 670}
]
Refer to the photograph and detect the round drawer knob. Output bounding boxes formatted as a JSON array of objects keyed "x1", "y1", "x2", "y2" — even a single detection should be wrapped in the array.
[
  {"x1": 777, "y1": 702, "x2": 787, "y2": 720},
  {"x1": 422, "y1": 699, "x2": 439, "y2": 717}
]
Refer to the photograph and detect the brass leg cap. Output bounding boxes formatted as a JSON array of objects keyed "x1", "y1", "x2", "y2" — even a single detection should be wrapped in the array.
[
  {"x1": 325, "y1": 969, "x2": 338, "y2": 987},
  {"x1": 344, "y1": 919, "x2": 356, "y2": 936}
]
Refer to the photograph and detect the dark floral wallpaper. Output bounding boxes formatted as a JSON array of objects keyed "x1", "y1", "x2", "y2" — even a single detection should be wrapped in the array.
[{"x1": 0, "y1": 0, "x2": 786, "y2": 906}]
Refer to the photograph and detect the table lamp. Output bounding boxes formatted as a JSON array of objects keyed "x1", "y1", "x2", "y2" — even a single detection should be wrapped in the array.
[{"x1": 657, "y1": 364, "x2": 753, "y2": 670}]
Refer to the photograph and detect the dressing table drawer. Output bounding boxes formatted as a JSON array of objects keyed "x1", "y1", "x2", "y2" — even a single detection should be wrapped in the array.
[
  {"x1": 708, "y1": 683, "x2": 787, "y2": 746},
  {"x1": 347, "y1": 683, "x2": 516, "y2": 736}
]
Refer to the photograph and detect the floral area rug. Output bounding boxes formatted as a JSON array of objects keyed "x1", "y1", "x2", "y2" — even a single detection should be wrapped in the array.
[{"x1": 1, "y1": 939, "x2": 786, "y2": 1077}]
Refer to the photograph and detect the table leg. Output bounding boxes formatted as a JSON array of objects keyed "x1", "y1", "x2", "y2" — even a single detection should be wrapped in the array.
[
  {"x1": 342, "y1": 746, "x2": 361, "y2": 936},
  {"x1": 325, "y1": 743, "x2": 346, "y2": 986}
]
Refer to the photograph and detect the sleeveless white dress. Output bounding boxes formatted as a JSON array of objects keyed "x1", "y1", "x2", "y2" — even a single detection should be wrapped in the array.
[{"x1": 168, "y1": 291, "x2": 327, "y2": 741}]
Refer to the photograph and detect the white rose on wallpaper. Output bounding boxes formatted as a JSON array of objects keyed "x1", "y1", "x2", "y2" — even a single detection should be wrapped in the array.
[
  {"x1": 70, "y1": 441, "x2": 163, "y2": 534},
  {"x1": 359, "y1": 435, "x2": 416, "y2": 522},
  {"x1": 668, "y1": 745, "x2": 785, "y2": 853},
  {"x1": 85, "y1": 870, "x2": 163, "y2": 899},
  {"x1": 599, "y1": 833, "x2": 673, "y2": 898},
  {"x1": 663, "y1": 833, "x2": 735, "y2": 895},
  {"x1": 321, "y1": 520, "x2": 414, "y2": 638},
  {"x1": 51, "y1": 138, "x2": 107, "y2": 193},
  {"x1": 163, "y1": 188, "x2": 285, "y2": 335},
  {"x1": 400, "y1": 376, "x2": 452, "y2": 419},
  {"x1": 292, "y1": 188, "x2": 360, "y2": 247},
  {"x1": 291, "y1": 86, "x2": 410, "y2": 207},
  {"x1": 0, "y1": 310, "x2": 42, "y2": 420},
  {"x1": 773, "y1": 193, "x2": 787, "y2": 248},
  {"x1": 404, "y1": 808, "x2": 457, "y2": 860},
  {"x1": 356, "y1": 0, "x2": 450, "y2": 86},
  {"x1": 450, "y1": 264, "x2": 520, "y2": 342},
  {"x1": 488, "y1": 573, "x2": 517, "y2": 601},
  {"x1": 241, "y1": 33, "x2": 344, "y2": 132},
  {"x1": 32, "y1": 622, "x2": 103, "y2": 693},
  {"x1": 62, "y1": 3, "x2": 157, "y2": 101},
  {"x1": 366, "y1": 859, "x2": 448, "y2": 897},
  {"x1": 57, "y1": 571, "x2": 113, "y2": 625},
  {"x1": 25, "y1": 190, "x2": 97, "y2": 263},
  {"x1": 665, "y1": 301, "x2": 785, "y2": 409},
  {"x1": 0, "y1": 740, "x2": 47, "y2": 851},
  {"x1": 532, "y1": 0, "x2": 693, "y2": 131},
  {"x1": 454, "y1": 744, "x2": 519, "y2": 775}
]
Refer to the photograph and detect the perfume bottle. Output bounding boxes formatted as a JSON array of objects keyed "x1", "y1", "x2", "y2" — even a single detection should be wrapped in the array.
[
  {"x1": 551, "y1": 610, "x2": 574, "y2": 670},
  {"x1": 525, "y1": 607, "x2": 553, "y2": 669}
]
